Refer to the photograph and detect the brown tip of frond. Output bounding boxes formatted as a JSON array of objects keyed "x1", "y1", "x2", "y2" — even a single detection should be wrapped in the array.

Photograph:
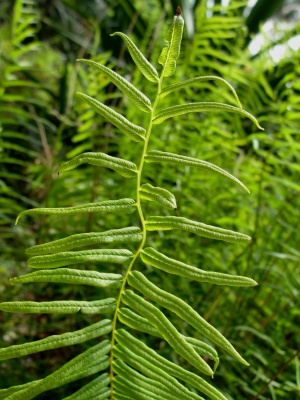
[{"x1": 176, "y1": 6, "x2": 182, "y2": 16}]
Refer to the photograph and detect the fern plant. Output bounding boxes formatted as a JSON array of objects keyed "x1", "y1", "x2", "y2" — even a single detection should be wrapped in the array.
[{"x1": 0, "y1": 8, "x2": 264, "y2": 399}]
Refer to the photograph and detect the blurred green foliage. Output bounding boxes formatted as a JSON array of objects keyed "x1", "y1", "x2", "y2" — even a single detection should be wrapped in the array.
[{"x1": 0, "y1": 0, "x2": 299, "y2": 399}]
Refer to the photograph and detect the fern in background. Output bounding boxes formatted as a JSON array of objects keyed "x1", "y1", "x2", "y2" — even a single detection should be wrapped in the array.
[{"x1": 0, "y1": 7, "x2": 266, "y2": 399}]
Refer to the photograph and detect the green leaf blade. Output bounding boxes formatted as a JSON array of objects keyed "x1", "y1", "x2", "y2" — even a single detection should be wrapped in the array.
[
  {"x1": 58, "y1": 152, "x2": 137, "y2": 178},
  {"x1": 145, "y1": 150, "x2": 249, "y2": 193},
  {"x1": 16, "y1": 198, "x2": 137, "y2": 224},
  {"x1": 146, "y1": 216, "x2": 251, "y2": 244},
  {"x1": 158, "y1": 15, "x2": 184, "y2": 77},
  {"x1": 0, "y1": 298, "x2": 116, "y2": 314},
  {"x1": 122, "y1": 289, "x2": 213, "y2": 376},
  {"x1": 160, "y1": 76, "x2": 242, "y2": 108},
  {"x1": 127, "y1": 271, "x2": 249, "y2": 366},
  {"x1": 77, "y1": 59, "x2": 152, "y2": 113},
  {"x1": 62, "y1": 374, "x2": 110, "y2": 400},
  {"x1": 115, "y1": 330, "x2": 226, "y2": 400},
  {"x1": 25, "y1": 227, "x2": 142, "y2": 255},
  {"x1": 0, "y1": 320, "x2": 112, "y2": 360},
  {"x1": 3, "y1": 343, "x2": 111, "y2": 400},
  {"x1": 10, "y1": 269, "x2": 124, "y2": 289},
  {"x1": 139, "y1": 183, "x2": 177, "y2": 210},
  {"x1": 111, "y1": 32, "x2": 159, "y2": 83},
  {"x1": 153, "y1": 102, "x2": 263, "y2": 129},
  {"x1": 27, "y1": 249, "x2": 133, "y2": 269},
  {"x1": 113, "y1": 343, "x2": 204, "y2": 400},
  {"x1": 75, "y1": 92, "x2": 146, "y2": 142},
  {"x1": 141, "y1": 247, "x2": 257, "y2": 287}
]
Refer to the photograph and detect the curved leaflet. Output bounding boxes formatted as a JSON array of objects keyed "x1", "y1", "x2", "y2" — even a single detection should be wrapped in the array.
[
  {"x1": 27, "y1": 249, "x2": 133, "y2": 269},
  {"x1": 141, "y1": 247, "x2": 257, "y2": 287},
  {"x1": 0, "y1": 320, "x2": 112, "y2": 360},
  {"x1": 0, "y1": 298, "x2": 116, "y2": 314},
  {"x1": 115, "y1": 329, "x2": 226, "y2": 400},
  {"x1": 16, "y1": 198, "x2": 137, "y2": 224},
  {"x1": 139, "y1": 183, "x2": 177, "y2": 210},
  {"x1": 75, "y1": 92, "x2": 146, "y2": 142},
  {"x1": 111, "y1": 32, "x2": 159, "y2": 83},
  {"x1": 77, "y1": 59, "x2": 152, "y2": 112},
  {"x1": 11, "y1": 269, "x2": 123, "y2": 288},
  {"x1": 158, "y1": 13, "x2": 184, "y2": 77},
  {"x1": 159, "y1": 75, "x2": 242, "y2": 108},
  {"x1": 127, "y1": 271, "x2": 249, "y2": 365},
  {"x1": 146, "y1": 215, "x2": 251, "y2": 243},
  {"x1": 153, "y1": 102, "x2": 263, "y2": 129},
  {"x1": 122, "y1": 289, "x2": 214, "y2": 376},
  {"x1": 145, "y1": 150, "x2": 249, "y2": 192},
  {"x1": 58, "y1": 152, "x2": 137, "y2": 178},
  {"x1": 25, "y1": 227, "x2": 142, "y2": 255}
]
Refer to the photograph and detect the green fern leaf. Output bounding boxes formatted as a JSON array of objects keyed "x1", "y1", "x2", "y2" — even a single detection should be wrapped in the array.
[
  {"x1": 158, "y1": 13, "x2": 184, "y2": 77},
  {"x1": 127, "y1": 271, "x2": 248, "y2": 366},
  {"x1": 145, "y1": 150, "x2": 249, "y2": 192},
  {"x1": 25, "y1": 227, "x2": 142, "y2": 255},
  {"x1": 27, "y1": 249, "x2": 133, "y2": 269},
  {"x1": 146, "y1": 216, "x2": 251, "y2": 243},
  {"x1": 139, "y1": 183, "x2": 177, "y2": 210},
  {"x1": 122, "y1": 290, "x2": 213, "y2": 376},
  {"x1": 62, "y1": 374, "x2": 110, "y2": 400},
  {"x1": 16, "y1": 198, "x2": 137, "y2": 224},
  {"x1": 159, "y1": 76, "x2": 242, "y2": 108},
  {"x1": 110, "y1": 32, "x2": 159, "y2": 83},
  {"x1": 1, "y1": 343, "x2": 111, "y2": 400},
  {"x1": 113, "y1": 344, "x2": 204, "y2": 400},
  {"x1": 118, "y1": 307, "x2": 219, "y2": 369},
  {"x1": 0, "y1": 320, "x2": 111, "y2": 361},
  {"x1": 77, "y1": 59, "x2": 152, "y2": 113},
  {"x1": 153, "y1": 102, "x2": 264, "y2": 129},
  {"x1": 58, "y1": 152, "x2": 137, "y2": 178},
  {"x1": 114, "y1": 360, "x2": 180, "y2": 400},
  {"x1": 115, "y1": 329, "x2": 226, "y2": 400},
  {"x1": 0, "y1": 298, "x2": 116, "y2": 314},
  {"x1": 141, "y1": 247, "x2": 257, "y2": 287},
  {"x1": 11, "y1": 269, "x2": 123, "y2": 288},
  {"x1": 75, "y1": 92, "x2": 146, "y2": 142}
]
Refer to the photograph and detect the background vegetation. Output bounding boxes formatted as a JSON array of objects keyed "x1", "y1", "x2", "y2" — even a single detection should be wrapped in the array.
[{"x1": 0, "y1": 0, "x2": 299, "y2": 399}]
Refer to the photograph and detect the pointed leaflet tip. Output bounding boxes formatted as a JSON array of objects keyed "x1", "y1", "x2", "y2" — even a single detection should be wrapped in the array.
[{"x1": 176, "y1": 6, "x2": 182, "y2": 16}]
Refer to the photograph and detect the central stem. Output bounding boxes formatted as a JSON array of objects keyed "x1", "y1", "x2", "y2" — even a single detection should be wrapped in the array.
[{"x1": 109, "y1": 75, "x2": 164, "y2": 396}]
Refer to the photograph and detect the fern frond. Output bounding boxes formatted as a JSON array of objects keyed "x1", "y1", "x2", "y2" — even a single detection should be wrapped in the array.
[
  {"x1": 115, "y1": 330, "x2": 227, "y2": 400},
  {"x1": 159, "y1": 75, "x2": 242, "y2": 108},
  {"x1": 0, "y1": 320, "x2": 112, "y2": 360},
  {"x1": 139, "y1": 183, "x2": 177, "y2": 210},
  {"x1": 145, "y1": 150, "x2": 250, "y2": 192},
  {"x1": 0, "y1": 343, "x2": 111, "y2": 400},
  {"x1": 122, "y1": 290, "x2": 214, "y2": 376},
  {"x1": 11, "y1": 269, "x2": 123, "y2": 288},
  {"x1": 146, "y1": 216, "x2": 251, "y2": 243},
  {"x1": 27, "y1": 249, "x2": 133, "y2": 269},
  {"x1": 25, "y1": 227, "x2": 142, "y2": 255},
  {"x1": 127, "y1": 271, "x2": 249, "y2": 365},
  {"x1": 158, "y1": 12, "x2": 184, "y2": 77},
  {"x1": 75, "y1": 92, "x2": 146, "y2": 142},
  {"x1": 0, "y1": 298, "x2": 116, "y2": 314},
  {"x1": 77, "y1": 59, "x2": 152, "y2": 113},
  {"x1": 59, "y1": 152, "x2": 138, "y2": 178},
  {"x1": 118, "y1": 307, "x2": 219, "y2": 369},
  {"x1": 113, "y1": 344, "x2": 204, "y2": 400},
  {"x1": 141, "y1": 247, "x2": 257, "y2": 286},
  {"x1": 16, "y1": 198, "x2": 137, "y2": 224},
  {"x1": 110, "y1": 32, "x2": 159, "y2": 82},
  {"x1": 153, "y1": 102, "x2": 263, "y2": 129},
  {"x1": 63, "y1": 374, "x2": 111, "y2": 400}
]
